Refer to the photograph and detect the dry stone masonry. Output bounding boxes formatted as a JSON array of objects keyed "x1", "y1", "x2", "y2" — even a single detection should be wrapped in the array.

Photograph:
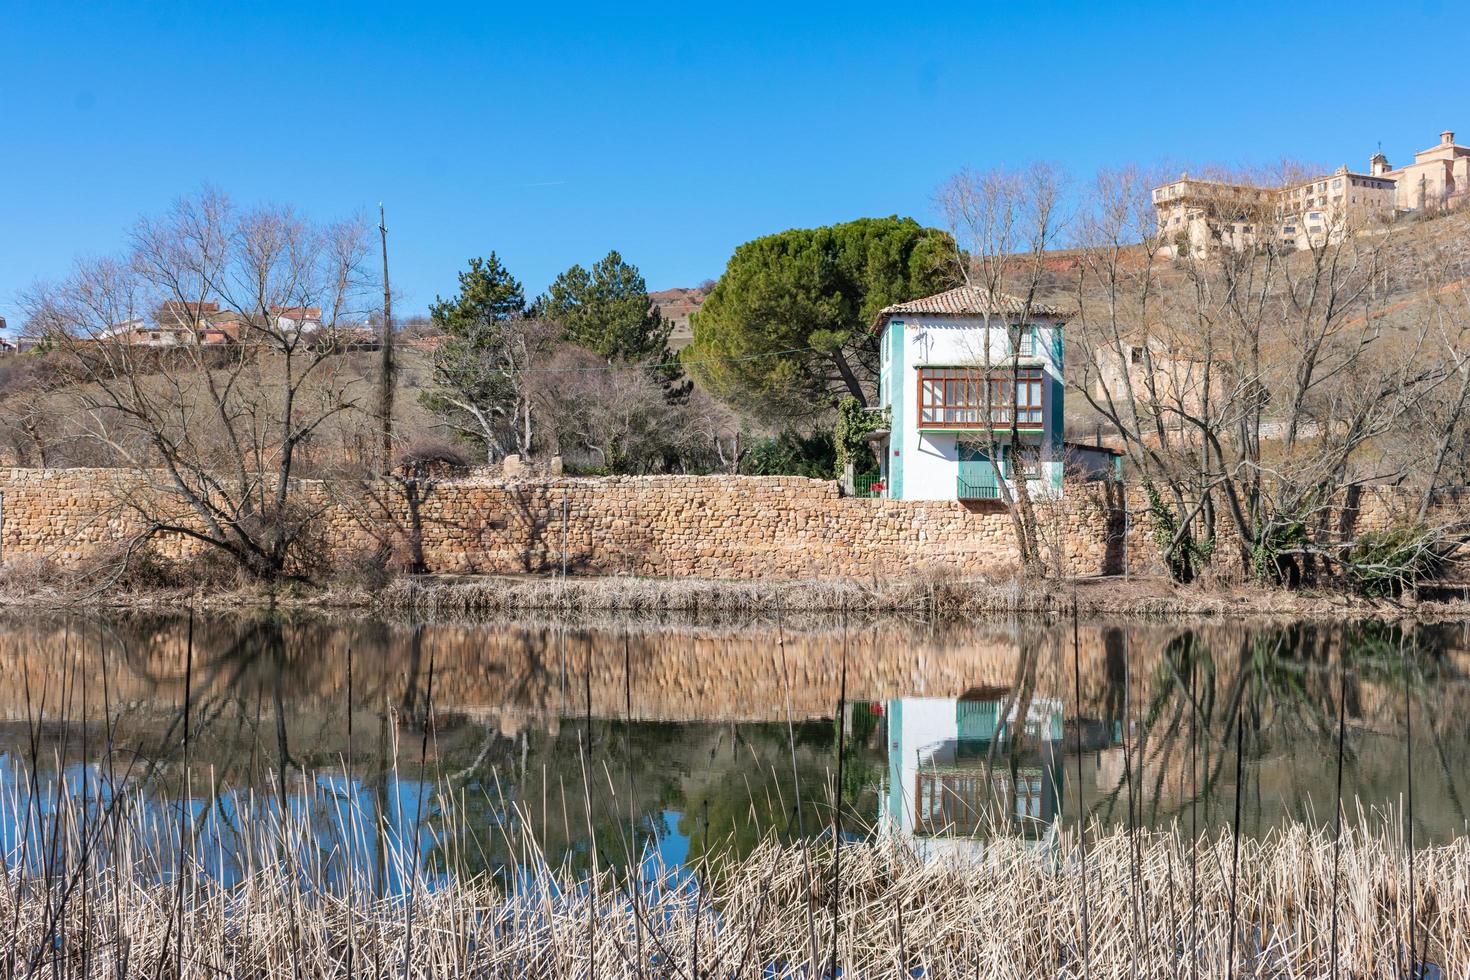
[{"x1": 0, "y1": 468, "x2": 1463, "y2": 581}]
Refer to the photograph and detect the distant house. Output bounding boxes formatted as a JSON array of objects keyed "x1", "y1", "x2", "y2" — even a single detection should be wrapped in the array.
[
  {"x1": 0, "y1": 336, "x2": 14, "y2": 357},
  {"x1": 93, "y1": 302, "x2": 324, "y2": 347},
  {"x1": 868, "y1": 286, "x2": 1073, "y2": 502},
  {"x1": 271, "y1": 306, "x2": 322, "y2": 337},
  {"x1": 649, "y1": 286, "x2": 709, "y2": 351},
  {"x1": 1091, "y1": 333, "x2": 1218, "y2": 431}
]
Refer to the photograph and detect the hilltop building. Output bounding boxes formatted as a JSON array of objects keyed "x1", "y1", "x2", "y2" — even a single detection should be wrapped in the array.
[
  {"x1": 1152, "y1": 166, "x2": 1395, "y2": 256},
  {"x1": 1151, "y1": 128, "x2": 1461, "y2": 256},
  {"x1": 1379, "y1": 130, "x2": 1470, "y2": 212}
]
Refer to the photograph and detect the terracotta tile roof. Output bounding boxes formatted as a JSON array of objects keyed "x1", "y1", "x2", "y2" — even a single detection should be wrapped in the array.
[
  {"x1": 876, "y1": 285, "x2": 1076, "y2": 322},
  {"x1": 270, "y1": 306, "x2": 322, "y2": 320}
]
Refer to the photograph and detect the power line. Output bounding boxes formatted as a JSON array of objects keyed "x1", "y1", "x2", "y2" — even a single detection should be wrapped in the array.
[{"x1": 451, "y1": 344, "x2": 823, "y2": 377}]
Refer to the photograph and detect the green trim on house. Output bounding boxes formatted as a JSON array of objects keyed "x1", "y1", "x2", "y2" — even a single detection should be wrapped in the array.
[
  {"x1": 1047, "y1": 324, "x2": 1065, "y2": 456},
  {"x1": 886, "y1": 698, "x2": 904, "y2": 825},
  {"x1": 917, "y1": 425, "x2": 1044, "y2": 433},
  {"x1": 887, "y1": 320, "x2": 905, "y2": 500}
]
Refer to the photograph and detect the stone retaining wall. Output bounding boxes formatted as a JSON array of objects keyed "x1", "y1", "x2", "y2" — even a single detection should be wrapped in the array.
[
  {"x1": 0, "y1": 468, "x2": 1124, "y2": 579},
  {"x1": 0, "y1": 467, "x2": 1463, "y2": 581}
]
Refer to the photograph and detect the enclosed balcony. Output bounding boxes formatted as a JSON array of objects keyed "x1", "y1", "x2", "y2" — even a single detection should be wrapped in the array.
[{"x1": 918, "y1": 367, "x2": 1045, "y2": 432}]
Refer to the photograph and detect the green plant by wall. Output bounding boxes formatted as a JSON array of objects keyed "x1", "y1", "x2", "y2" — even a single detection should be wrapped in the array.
[
  {"x1": 745, "y1": 430, "x2": 837, "y2": 479},
  {"x1": 1145, "y1": 482, "x2": 1214, "y2": 583},
  {"x1": 1346, "y1": 524, "x2": 1441, "y2": 597},
  {"x1": 834, "y1": 396, "x2": 888, "y2": 479}
]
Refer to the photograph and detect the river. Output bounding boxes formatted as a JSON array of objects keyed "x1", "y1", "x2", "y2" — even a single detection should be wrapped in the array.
[{"x1": 0, "y1": 611, "x2": 1464, "y2": 888}]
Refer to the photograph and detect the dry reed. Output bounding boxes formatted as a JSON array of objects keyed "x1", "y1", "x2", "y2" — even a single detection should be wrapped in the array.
[
  {"x1": 373, "y1": 572, "x2": 1158, "y2": 619},
  {"x1": 0, "y1": 763, "x2": 1463, "y2": 979}
]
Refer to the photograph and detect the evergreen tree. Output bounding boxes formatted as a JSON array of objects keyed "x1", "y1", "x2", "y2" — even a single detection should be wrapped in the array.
[
  {"x1": 685, "y1": 217, "x2": 952, "y2": 418},
  {"x1": 429, "y1": 252, "x2": 526, "y2": 335},
  {"x1": 421, "y1": 254, "x2": 543, "y2": 460},
  {"x1": 541, "y1": 250, "x2": 670, "y2": 360},
  {"x1": 540, "y1": 249, "x2": 689, "y2": 400}
]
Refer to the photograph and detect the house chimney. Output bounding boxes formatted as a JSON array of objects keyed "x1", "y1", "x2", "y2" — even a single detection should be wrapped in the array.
[{"x1": 1442, "y1": 130, "x2": 1455, "y2": 145}]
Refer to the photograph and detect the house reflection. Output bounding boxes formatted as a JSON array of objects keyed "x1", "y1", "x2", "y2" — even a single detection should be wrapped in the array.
[{"x1": 881, "y1": 691, "x2": 1066, "y2": 860}]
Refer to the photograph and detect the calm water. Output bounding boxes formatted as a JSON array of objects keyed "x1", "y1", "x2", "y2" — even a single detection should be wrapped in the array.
[{"x1": 0, "y1": 612, "x2": 1465, "y2": 886}]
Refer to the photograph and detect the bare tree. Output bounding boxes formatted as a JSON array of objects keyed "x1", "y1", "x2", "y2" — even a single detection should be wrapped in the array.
[
  {"x1": 25, "y1": 190, "x2": 374, "y2": 580},
  {"x1": 423, "y1": 315, "x2": 557, "y2": 463},
  {"x1": 1074, "y1": 163, "x2": 1469, "y2": 587},
  {"x1": 936, "y1": 163, "x2": 1070, "y2": 573},
  {"x1": 538, "y1": 348, "x2": 688, "y2": 473}
]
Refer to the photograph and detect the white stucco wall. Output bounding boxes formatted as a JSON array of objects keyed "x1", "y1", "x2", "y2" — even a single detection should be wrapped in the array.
[{"x1": 880, "y1": 313, "x2": 1065, "y2": 502}]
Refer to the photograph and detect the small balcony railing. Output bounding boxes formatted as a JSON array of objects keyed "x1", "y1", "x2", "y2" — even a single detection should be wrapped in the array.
[{"x1": 956, "y1": 475, "x2": 1002, "y2": 500}]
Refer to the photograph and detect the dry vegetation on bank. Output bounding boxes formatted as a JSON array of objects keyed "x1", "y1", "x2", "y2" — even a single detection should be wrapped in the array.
[
  {"x1": 5, "y1": 562, "x2": 1469, "y2": 621},
  {"x1": 2, "y1": 798, "x2": 1464, "y2": 978}
]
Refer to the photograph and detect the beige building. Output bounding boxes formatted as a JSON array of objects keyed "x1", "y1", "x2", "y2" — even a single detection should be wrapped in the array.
[
  {"x1": 1275, "y1": 166, "x2": 1396, "y2": 250},
  {"x1": 1153, "y1": 166, "x2": 1394, "y2": 256},
  {"x1": 1153, "y1": 128, "x2": 1464, "y2": 256},
  {"x1": 1151, "y1": 177, "x2": 1274, "y2": 256},
  {"x1": 1380, "y1": 130, "x2": 1470, "y2": 212}
]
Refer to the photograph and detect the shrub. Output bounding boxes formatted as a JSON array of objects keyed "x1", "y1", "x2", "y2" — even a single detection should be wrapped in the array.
[
  {"x1": 745, "y1": 430, "x2": 837, "y2": 479},
  {"x1": 1346, "y1": 523, "x2": 1442, "y2": 597},
  {"x1": 394, "y1": 437, "x2": 471, "y2": 477}
]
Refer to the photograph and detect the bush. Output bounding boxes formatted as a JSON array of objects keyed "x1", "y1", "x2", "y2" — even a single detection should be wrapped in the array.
[
  {"x1": 1346, "y1": 524, "x2": 1442, "y2": 597},
  {"x1": 326, "y1": 543, "x2": 395, "y2": 591},
  {"x1": 394, "y1": 437, "x2": 470, "y2": 478},
  {"x1": 745, "y1": 430, "x2": 837, "y2": 479}
]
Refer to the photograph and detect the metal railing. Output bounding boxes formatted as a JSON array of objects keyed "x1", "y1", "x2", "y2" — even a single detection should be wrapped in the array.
[
  {"x1": 956, "y1": 475, "x2": 1002, "y2": 500},
  {"x1": 852, "y1": 473, "x2": 886, "y2": 498}
]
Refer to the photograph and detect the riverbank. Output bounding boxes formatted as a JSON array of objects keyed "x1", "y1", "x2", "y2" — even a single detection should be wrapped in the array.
[{"x1": 4, "y1": 568, "x2": 1467, "y2": 620}]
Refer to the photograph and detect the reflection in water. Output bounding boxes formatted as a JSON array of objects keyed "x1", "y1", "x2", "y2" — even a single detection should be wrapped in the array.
[
  {"x1": 882, "y1": 694, "x2": 1066, "y2": 861},
  {"x1": 0, "y1": 612, "x2": 1465, "y2": 888}
]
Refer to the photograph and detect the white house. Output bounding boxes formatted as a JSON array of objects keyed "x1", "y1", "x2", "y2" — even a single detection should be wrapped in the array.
[{"x1": 869, "y1": 286, "x2": 1074, "y2": 502}]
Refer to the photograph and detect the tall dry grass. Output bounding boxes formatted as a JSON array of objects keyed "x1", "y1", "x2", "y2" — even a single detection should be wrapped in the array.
[
  {"x1": 370, "y1": 571, "x2": 1172, "y2": 619},
  {"x1": 0, "y1": 760, "x2": 1463, "y2": 978}
]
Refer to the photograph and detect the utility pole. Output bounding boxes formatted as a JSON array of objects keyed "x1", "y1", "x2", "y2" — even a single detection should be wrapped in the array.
[{"x1": 377, "y1": 204, "x2": 396, "y2": 471}]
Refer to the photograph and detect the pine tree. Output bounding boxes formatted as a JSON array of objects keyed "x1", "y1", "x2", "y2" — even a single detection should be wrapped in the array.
[
  {"x1": 540, "y1": 250, "x2": 689, "y2": 400},
  {"x1": 429, "y1": 253, "x2": 526, "y2": 335}
]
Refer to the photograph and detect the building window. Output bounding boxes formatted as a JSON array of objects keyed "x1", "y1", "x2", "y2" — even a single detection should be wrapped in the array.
[
  {"x1": 1007, "y1": 324, "x2": 1036, "y2": 357},
  {"x1": 917, "y1": 367, "x2": 1045, "y2": 428}
]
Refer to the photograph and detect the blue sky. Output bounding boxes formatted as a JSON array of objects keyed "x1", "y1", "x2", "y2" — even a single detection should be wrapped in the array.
[{"x1": 1, "y1": 0, "x2": 1464, "y2": 332}]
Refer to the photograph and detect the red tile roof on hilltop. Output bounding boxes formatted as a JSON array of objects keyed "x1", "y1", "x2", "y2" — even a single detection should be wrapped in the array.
[
  {"x1": 876, "y1": 285, "x2": 1076, "y2": 323},
  {"x1": 271, "y1": 306, "x2": 322, "y2": 320}
]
